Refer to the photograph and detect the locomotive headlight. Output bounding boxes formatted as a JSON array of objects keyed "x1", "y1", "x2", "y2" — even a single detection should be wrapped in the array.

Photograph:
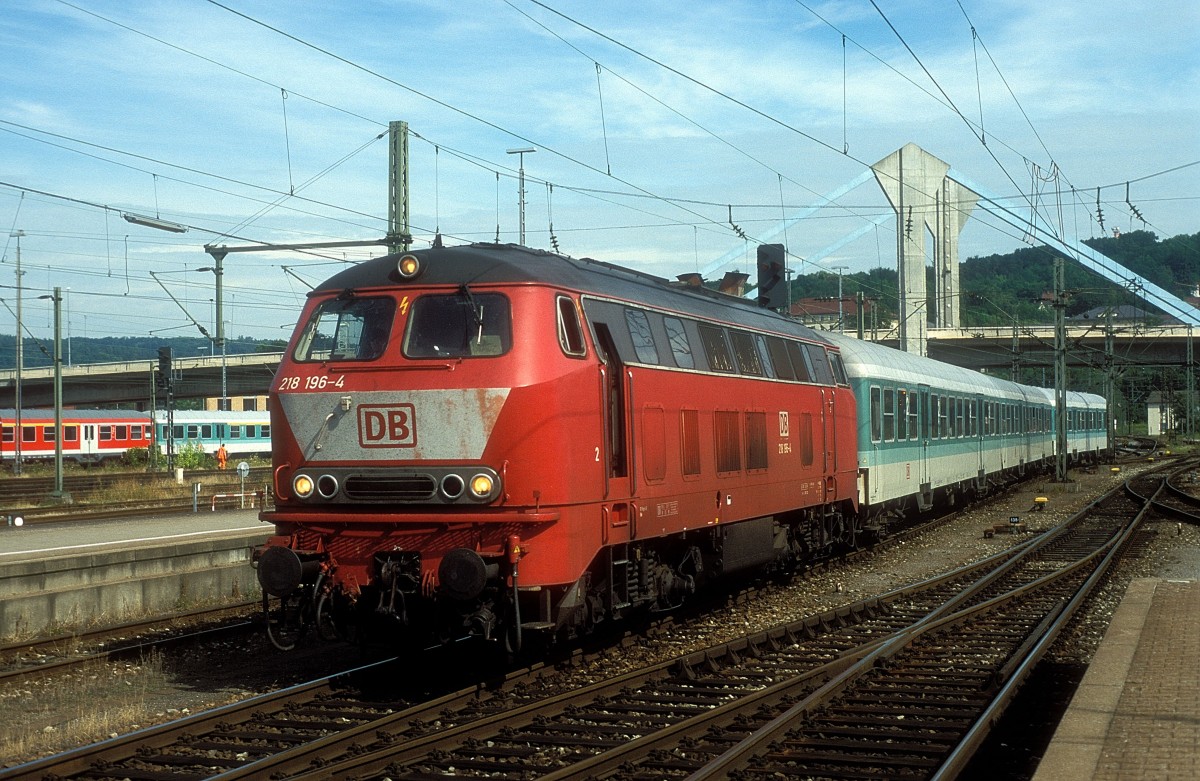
[
  {"x1": 396, "y1": 254, "x2": 421, "y2": 279},
  {"x1": 293, "y1": 474, "x2": 315, "y2": 499},
  {"x1": 316, "y1": 474, "x2": 339, "y2": 499},
  {"x1": 469, "y1": 473, "x2": 496, "y2": 500}
]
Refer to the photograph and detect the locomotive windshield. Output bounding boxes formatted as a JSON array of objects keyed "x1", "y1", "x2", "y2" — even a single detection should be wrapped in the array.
[
  {"x1": 292, "y1": 295, "x2": 395, "y2": 362},
  {"x1": 403, "y1": 289, "x2": 512, "y2": 358}
]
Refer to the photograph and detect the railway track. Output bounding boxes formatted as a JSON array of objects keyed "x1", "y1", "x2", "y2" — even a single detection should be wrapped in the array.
[
  {"x1": 2, "y1": 461, "x2": 1186, "y2": 781},
  {"x1": 0, "y1": 602, "x2": 260, "y2": 689}
]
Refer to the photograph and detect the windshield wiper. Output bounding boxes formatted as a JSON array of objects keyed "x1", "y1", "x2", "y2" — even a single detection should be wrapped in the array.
[{"x1": 460, "y1": 284, "x2": 485, "y2": 343}]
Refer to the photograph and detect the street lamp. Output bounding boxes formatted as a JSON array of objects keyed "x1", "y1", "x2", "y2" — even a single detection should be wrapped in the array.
[
  {"x1": 9, "y1": 230, "x2": 24, "y2": 475},
  {"x1": 196, "y1": 259, "x2": 226, "y2": 410},
  {"x1": 506, "y1": 147, "x2": 535, "y2": 246},
  {"x1": 121, "y1": 212, "x2": 188, "y2": 233}
]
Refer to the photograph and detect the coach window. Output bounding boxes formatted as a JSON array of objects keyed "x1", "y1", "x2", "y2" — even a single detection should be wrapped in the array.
[
  {"x1": 261, "y1": 425, "x2": 271, "y2": 438},
  {"x1": 116, "y1": 425, "x2": 128, "y2": 440},
  {"x1": 870, "y1": 386, "x2": 883, "y2": 442},
  {"x1": 624, "y1": 308, "x2": 659, "y2": 364},
  {"x1": 883, "y1": 387, "x2": 896, "y2": 441},
  {"x1": 99, "y1": 425, "x2": 112, "y2": 441},
  {"x1": 664, "y1": 317, "x2": 694, "y2": 369},
  {"x1": 1, "y1": 426, "x2": 11, "y2": 443},
  {"x1": 557, "y1": 296, "x2": 587, "y2": 357},
  {"x1": 897, "y1": 389, "x2": 909, "y2": 440},
  {"x1": 729, "y1": 330, "x2": 762, "y2": 376},
  {"x1": 43, "y1": 426, "x2": 55, "y2": 443},
  {"x1": 766, "y1": 337, "x2": 794, "y2": 380},
  {"x1": 698, "y1": 325, "x2": 735, "y2": 373},
  {"x1": 65, "y1": 426, "x2": 78, "y2": 442}
]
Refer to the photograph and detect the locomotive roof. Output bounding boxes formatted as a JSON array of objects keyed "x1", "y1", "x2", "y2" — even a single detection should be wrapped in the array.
[{"x1": 314, "y1": 243, "x2": 831, "y2": 345}]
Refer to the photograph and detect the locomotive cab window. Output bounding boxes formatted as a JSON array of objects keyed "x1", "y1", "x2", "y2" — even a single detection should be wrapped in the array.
[
  {"x1": 294, "y1": 295, "x2": 396, "y2": 362},
  {"x1": 403, "y1": 290, "x2": 512, "y2": 359},
  {"x1": 557, "y1": 296, "x2": 586, "y2": 357}
]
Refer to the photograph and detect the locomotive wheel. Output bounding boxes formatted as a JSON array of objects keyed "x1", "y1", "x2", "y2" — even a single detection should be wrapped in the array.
[{"x1": 264, "y1": 592, "x2": 309, "y2": 651}]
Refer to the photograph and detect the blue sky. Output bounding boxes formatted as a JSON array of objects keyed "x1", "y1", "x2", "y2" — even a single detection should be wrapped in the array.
[{"x1": 1, "y1": 0, "x2": 1197, "y2": 345}]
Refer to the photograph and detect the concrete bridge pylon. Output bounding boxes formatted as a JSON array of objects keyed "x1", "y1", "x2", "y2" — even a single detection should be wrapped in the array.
[{"x1": 871, "y1": 143, "x2": 977, "y2": 354}]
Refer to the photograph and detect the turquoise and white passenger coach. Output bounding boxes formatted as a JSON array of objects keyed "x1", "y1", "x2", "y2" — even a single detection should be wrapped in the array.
[{"x1": 825, "y1": 333, "x2": 1107, "y2": 530}]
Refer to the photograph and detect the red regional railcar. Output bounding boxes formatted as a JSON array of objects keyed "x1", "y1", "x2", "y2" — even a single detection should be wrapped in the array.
[
  {"x1": 1, "y1": 409, "x2": 154, "y2": 464},
  {"x1": 255, "y1": 244, "x2": 858, "y2": 650}
]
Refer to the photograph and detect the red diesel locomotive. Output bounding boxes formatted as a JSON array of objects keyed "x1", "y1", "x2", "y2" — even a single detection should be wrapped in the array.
[{"x1": 255, "y1": 243, "x2": 858, "y2": 650}]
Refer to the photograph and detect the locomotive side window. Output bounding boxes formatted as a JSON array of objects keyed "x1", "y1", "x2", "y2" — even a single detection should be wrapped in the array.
[
  {"x1": 557, "y1": 296, "x2": 587, "y2": 357},
  {"x1": 295, "y1": 295, "x2": 397, "y2": 362},
  {"x1": 404, "y1": 291, "x2": 511, "y2": 359},
  {"x1": 664, "y1": 317, "x2": 695, "y2": 369},
  {"x1": 754, "y1": 335, "x2": 775, "y2": 378},
  {"x1": 804, "y1": 344, "x2": 835, "y2": 385},
  {"x1": 624, "y1": 308, "x2": 659, "y2": 364},
  {"x1": 765, "y1": 337, "x2": 794, "y2": 380},
  {"x1": 698, "y1": 325, "x2": 735, "y2": 373},
  {"x1": 829, "y1": 353, "x2": 849, "y2": 386},
  {"x1": 787, "y1": 342, "x2": 812, "y2": 381},
  {"x1": 729, "y1": 330, "x2": 762, "y2": 376}
]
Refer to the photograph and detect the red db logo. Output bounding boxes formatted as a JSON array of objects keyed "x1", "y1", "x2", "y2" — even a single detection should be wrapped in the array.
[{"x1": 358, "y1": 404, "x2": 417, "y2": 448}]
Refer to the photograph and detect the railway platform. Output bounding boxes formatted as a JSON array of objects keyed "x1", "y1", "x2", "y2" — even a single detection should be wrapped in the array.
[
  {"x1": 1034, "y1": 578, "x2": 1200, "y2": 780},
  {"x1": 0, "y1": 509, "x2": 268, "y2": 642}
]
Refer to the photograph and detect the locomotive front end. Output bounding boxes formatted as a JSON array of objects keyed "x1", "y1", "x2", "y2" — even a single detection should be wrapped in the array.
[{"x1": 256, "y1": 246, "x2": 579, "y2": 651}]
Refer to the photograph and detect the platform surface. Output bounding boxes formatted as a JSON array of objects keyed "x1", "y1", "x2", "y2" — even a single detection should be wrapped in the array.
[
  {"x1": 1034, "y1": 578, "x2": 1200, "y2": 780},
  {"x1": 0, "y1": 507, "x2": 268, "y2": 562}
]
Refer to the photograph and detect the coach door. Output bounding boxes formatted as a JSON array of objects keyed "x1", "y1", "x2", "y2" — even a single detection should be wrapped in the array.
[
  {"x1": 81, "y1": 424, "x2": 98, "y2": 457},
  {"x1": 918, "y1": 385, "x2": 932, "y2": 507}
]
